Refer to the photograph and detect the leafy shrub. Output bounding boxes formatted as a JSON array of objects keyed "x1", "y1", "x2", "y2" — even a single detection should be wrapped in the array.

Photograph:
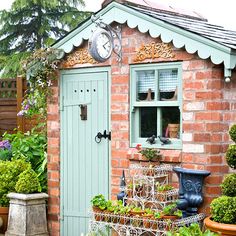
[
  {"x1": 15, "y1": 168, "x2": 41, "y2": 194},
  {"x1": 0, "y1": 159, "x2": 30, "y2": 206},
  {"x1": 0, "y1": 140, "x2": 12, "y2": 161},
  {"x1": 0, "y1": 149, "x2": 12, "y2": 161},
  {"x1": 221, "y1": 173, "x2": 236, "y2": 197},
  {"x1": 3, "y1": 130, "x2": 47, "y2": 192},
  {"x1": 167, "y1": 223, "x2": 219, "y2": 236},
  {"x1": 210, "y1": 196, "x2": 236, "y2": 224},
  {"x1": 229, "y1": 124, "x2": 236, "y2": 143},
  {"x1": 225, "y1": 144, "x2": 236, "y2": 169}
]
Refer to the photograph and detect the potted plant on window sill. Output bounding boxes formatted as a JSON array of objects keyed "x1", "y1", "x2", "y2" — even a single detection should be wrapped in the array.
[
  {"x1": 136, "y1": 144, "x2": 162, "y2": 164},
  {"x1": 204, "y1": 124, "x2": 236, "y2": 236}
]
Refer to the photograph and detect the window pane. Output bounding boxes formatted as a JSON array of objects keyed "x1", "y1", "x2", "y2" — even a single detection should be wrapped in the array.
[
  {"x1": 161, "y1": 107, "x2": 180, "y2": 139},
  {"x1": 159, "y1": 69, "x2": 178, "y2": 100},
  {"x1": 136, "y1": 70, "x2": 155, "y2": 101},
  {"x1": 140, "y1": 107, "x2": 157, "y2": 137}
]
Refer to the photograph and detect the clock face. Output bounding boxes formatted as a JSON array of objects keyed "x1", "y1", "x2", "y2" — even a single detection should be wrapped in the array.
[
  {"x1": 88, "y1": 28, "x2": 113, "y2": 62},
  {"x1": 96, "y1": 33, "x2": 112, "y2": 59}
]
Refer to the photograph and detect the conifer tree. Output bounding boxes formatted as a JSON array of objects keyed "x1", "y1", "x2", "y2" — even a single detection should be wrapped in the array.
[{"x1": 0, "y1": 0, "x2": 91, "y2": 77}]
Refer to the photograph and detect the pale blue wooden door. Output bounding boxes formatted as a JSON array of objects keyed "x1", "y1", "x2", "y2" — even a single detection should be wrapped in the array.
[{"x1": 60, "y1": 69, "x2": 110, "y2": 235}]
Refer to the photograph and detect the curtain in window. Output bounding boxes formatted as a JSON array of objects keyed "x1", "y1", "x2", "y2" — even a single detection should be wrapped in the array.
[
  {"x1": 137, "y1": 70, "x2": 155, "y2": 93},
  {"x1": 159, "y1": 69, "x2": 177, "y2": 92}
]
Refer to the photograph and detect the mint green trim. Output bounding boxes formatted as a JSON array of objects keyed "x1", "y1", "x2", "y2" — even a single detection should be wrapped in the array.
[
  {"x1": 53, "y1": 1, "x2": 236, "y2": 70},
  {"x1": 130, "y1": 62, "x2": 182, "y2": 149}
]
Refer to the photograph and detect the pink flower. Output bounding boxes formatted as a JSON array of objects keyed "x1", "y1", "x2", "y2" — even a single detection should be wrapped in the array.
[{"x1": 136, "y1": 144, "x2": 142, "y2": 151}]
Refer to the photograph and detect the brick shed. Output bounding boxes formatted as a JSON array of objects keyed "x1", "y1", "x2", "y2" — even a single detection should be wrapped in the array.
[{"x1": 48, "y1": 0, "x2": 236, "y2": 235}]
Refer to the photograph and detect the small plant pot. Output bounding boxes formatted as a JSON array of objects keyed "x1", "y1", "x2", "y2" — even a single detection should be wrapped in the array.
[
  {"x1": 127, "y1": 189, "x2": 133, "y2": 198},
  {"x1": 104, "y1": 211, "x2": 111, "y2": 222},
  {"x1": 0, "y1": 207, "x2": 9, "y2": 234},
  {"x1": 94, "y1": 213, "x2": 103, "y2": 221},
  {"x1": 143, "y1": 215, "x2": 153, "y2": 228},
  {"x1": 130, "y1": 210, "x2": 145, "y2": 216},
  {"x1": 92, "y1": 206, "x2": 101, "y2": 212},
  {"x1": 111, "y1": 214, "x2": 119, "y2": 224},
  {"x1": 161, "y1": 215, "x2": 179, "y2": 221},
  {"x1": 130, "y1": 216, "x2": 143, "y2": 227},
  {"x1": 156, "y1": 192, "x2": 167, "y2": 202},
  {"x1": 119, "y1": 215, "x2": 129, "y2": 225}
]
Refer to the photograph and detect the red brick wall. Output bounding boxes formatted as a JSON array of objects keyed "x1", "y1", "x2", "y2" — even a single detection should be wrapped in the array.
[{"x1": 47, "y1": 24, "x2": 236, "y2": 235}]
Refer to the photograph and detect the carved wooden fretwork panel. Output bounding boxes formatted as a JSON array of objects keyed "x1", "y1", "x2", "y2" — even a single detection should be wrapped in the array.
[
  {"x1": 133, "y1": 42, "x2": 175, "y2": 62},
  {"x1": 61, "y1": 48, "x2": 97, "y2": 67}
]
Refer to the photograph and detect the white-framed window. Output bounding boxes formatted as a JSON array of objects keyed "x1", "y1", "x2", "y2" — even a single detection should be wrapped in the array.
[{"x1": 130, "y1": 62, "x2": 182, "y2": 149}]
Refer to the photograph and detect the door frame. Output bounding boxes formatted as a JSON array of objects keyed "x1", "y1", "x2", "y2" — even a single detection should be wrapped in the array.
[{"x1": 59, "y1": 66, "x2": 111, "y2": 233}]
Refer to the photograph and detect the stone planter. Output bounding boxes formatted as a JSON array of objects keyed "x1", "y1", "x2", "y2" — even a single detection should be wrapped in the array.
[
  {"x1": 5, "y1": 192, "x2": 48, "y2": 236},
  {"x1": 173, "y1": 167, "x2": 210, "y2": 217},
  {"x1": 204, "y1": 216, "x2": 236, "y2": 236}
]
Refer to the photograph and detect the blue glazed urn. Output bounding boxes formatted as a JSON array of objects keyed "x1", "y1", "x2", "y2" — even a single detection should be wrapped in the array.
[{"x1": 173, "y1": 167, "x2": 210, "y2": 217}]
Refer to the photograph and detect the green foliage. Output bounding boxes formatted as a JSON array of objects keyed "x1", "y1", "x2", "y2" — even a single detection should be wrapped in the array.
[
  {"x1": 166, "y1": 223, "x2": 219, "y2": 236},
  {"x1": 0, "y1": 0, "x2": 91, "y2": 78},
  {"x1": 229, "y1": 124, "x2": 236, "y2": 143},
  {"x1": 225, "y1": 144, "x2": 236, "y2": 169},
  {"x1": 0, "y1": 159, "x2": 30, "y2": 206},
  {"x1": 0, "y1": 52, "x2": 30, "y2": 78},
  {"x1": 18, "y1": 48, "x2": 64, "y2": 118},
  {"x1": 3, "y1": 130, "x2": 47, "y2": 192},
  {"x1": 221, "y1": 173, "x2": 236, "y2": 197},
  {"x1": 0, "y1": 149, "x2": 12, "y2": 161},
  {"x1": 210, "y1": 196, "x2": 236, "y2": 224},
  {"x1": 139, "y1": 148, "x2": 161, "y2": 161},
  {"x1": 156, "y1": 184, "x2": 174, "y2": 192},
  {"x1": 15, "y1": 168, "x2": 41, "y2": 193},
  {"x1": 91, "y1": 194, "x2": 107, "y2": 210},
  {"x1": 162, "y1": 203, "x2": 182, "y2": 217}
]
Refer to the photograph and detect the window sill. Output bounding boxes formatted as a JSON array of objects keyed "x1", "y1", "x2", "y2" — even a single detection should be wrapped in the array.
[
  {"x1": 131, "y1": 142, "x2": 182, "y2": 150},
  {"x1": 127, "y1": 148, "x2": 182, "y2": 163}
]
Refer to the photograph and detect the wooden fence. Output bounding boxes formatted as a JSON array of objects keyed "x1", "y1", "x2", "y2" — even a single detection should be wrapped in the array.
[{"x1": 0, "y1": 77, "x2": 36, "y2": 137}]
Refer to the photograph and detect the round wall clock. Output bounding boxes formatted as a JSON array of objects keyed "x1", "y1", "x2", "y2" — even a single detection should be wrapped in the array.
[{"x1": 88, "y1": 28, "x2": 113, "y2": 62}]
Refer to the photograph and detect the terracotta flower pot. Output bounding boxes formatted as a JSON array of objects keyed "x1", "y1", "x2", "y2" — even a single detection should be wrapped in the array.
[
  {"x1": 161, "y1": 215, "x2": 179, "y2": 220},
  {"x1": 204, "y1": 216, "x2": 236, "y2": 236},
  {"x1": 142, "y1": 215, "x2": 153, "y2": 228},
  {"x1": 0, "y1": 207, "x2": 9, "y2": 234}
]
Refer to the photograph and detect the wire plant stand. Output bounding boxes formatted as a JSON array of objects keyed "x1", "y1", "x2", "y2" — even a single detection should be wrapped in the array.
[
  {"x1": 88, "y1": 164, "x2": 205, "y2": 235},
  {"x1": 89, "y1": 212, "x2": 205, "y2": 236}
]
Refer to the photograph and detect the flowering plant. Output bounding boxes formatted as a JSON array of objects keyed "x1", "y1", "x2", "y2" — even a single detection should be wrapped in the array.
[
  {"x1": 18, "y1": 48, "x2": 63, "y2": 118},
  {"x1": 0, "y1": 140, "x2": 12, "y2": 161},
  {"x1": 135, "y1": 144, "x2": 161, "y2": 161},
  {"x1": 0, "y1": 140, "x2": 11, "y2": 150}
]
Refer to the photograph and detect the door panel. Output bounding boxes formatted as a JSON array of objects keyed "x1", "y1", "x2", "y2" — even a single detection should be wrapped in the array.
[{"x1": 60, "y1": 70, "x2": 109, "y2": 235}]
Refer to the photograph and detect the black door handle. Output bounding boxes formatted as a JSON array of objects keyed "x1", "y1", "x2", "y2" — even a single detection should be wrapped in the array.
[{"x1": 95, "y1": 130, "x2": 111, "y2": 143}]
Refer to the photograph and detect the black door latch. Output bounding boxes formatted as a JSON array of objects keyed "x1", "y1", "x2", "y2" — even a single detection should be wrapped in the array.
[{"x1": 95, "y1": 130, "x2": 111, "y2": 143}]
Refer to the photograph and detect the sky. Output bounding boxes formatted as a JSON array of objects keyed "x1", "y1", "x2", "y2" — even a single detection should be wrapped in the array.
[{"x1": 0, "y1": 0, "x2": 235, "y2": 31}]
